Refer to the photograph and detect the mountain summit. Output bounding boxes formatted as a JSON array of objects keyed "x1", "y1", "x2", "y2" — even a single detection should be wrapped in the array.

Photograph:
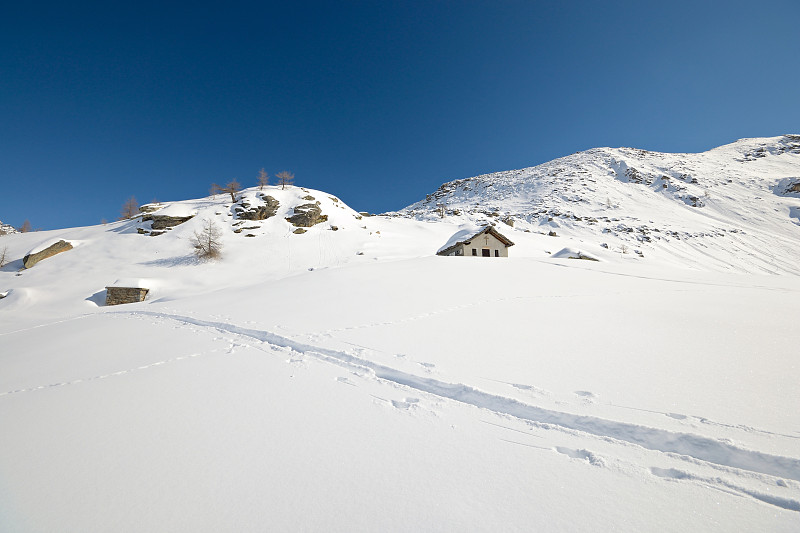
[{"x1": 398, "y1": 135, "x2": 800, "y2": 273}]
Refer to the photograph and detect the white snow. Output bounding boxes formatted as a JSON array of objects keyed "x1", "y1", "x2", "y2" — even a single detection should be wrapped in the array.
[{"x1": 1, "y1": 140, "x2": 800, "y2": 531}]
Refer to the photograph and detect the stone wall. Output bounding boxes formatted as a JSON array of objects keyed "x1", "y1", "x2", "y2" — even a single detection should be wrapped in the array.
[{"x1": 105, "y1": 287, "x2": 149, "y2": 306}]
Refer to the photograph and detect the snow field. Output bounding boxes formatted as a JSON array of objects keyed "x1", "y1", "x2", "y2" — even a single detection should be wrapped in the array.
[{"x1": 1, "y1": 166, "x2": 800, "y2": 530}]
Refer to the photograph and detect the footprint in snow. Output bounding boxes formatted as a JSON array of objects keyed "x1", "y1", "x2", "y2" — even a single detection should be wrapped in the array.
[
  {"x1": 391, "y1": 397, "x2": 420, "y2": 410},
  {"x1": 574, "y1": 391, "x2": 597, "y2": 403},
  {"x1": 555, "y1": 446, "x2": 605, "y2": 467},
  {"x1": 336, "y1": 376, "x2": 356, "y2": 387}
]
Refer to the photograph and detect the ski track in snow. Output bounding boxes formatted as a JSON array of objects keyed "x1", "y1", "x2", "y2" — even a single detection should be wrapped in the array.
[
  {"x1": 101, "y1": 310, "x2": 800, "y2": 489},
  {"x1": 5, "y1": 309, "x2": 797, "y2": 512}
]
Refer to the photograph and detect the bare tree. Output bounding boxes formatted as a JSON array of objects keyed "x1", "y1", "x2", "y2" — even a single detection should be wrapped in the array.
[
  {"x1": 210, "y1": 182, "x2": 222, "y2": 198},
  {"x1": 257, "y1": 168, "x2": 269, "y2": 190},
  {"x1": 276, "y1": 171, "x2": 294, "y2": 190},
  {"x1": 18, "y1": 220, "x2": 32, "y2": 233},
  {"x1": 191, "y1": 218, "x2": 223, "y2": 260},
  {"x1": 119, "y1": 196, "x2": 139, "y2": 220},
  {"x1": 0, "y1": 246, "x2": 8, "y2": 267},
  {"x1": 220, "y1": 180, "x2": 242, "y2": 202}
]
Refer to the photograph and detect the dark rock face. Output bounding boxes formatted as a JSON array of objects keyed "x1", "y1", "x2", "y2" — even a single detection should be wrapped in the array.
[
  {"x1": 787, "y1": 181, "x2": 800, "y2": 193},
  {"x1": 23, "y1": 240, "x2": 73, "y2": 269},
  {"x1": 235, "y1": 196, "x2": 280, "y2": 221},
  {"x1": 293, "y1": 228, "x2": 307, "y2": 234},
  {"x1": 142, "y1": 214, "x2": 195, "y2": 230},
  {"x1": 286, "y1": 203, "x2": 328, "y2": 227}
]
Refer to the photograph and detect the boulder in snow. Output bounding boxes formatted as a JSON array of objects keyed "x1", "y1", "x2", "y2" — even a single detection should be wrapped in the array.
[{"x1": 23, "y1": 240, "x2": 73, "y2": 269}]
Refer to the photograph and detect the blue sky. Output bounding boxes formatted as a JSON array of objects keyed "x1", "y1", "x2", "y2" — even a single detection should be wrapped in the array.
[{"x1": 2, "y1": 1, "x2": 798, "y2": 230}]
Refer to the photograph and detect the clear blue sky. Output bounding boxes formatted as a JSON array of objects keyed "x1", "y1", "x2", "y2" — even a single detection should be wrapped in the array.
[{"x1": 2, "y1": 1, "x2": 798, "y2": 230}]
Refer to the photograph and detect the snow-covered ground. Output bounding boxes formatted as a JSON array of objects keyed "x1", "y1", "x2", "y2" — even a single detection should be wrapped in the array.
[{"x1": 1, "y1": 139, "x2": 799, "y2": 531}]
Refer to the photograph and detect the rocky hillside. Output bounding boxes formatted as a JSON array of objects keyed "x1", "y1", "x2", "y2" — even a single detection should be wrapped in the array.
[
  {"x1": 396, "y1": 135, "x2": 800, "y2": 273},
  {"x1": 0, "y1": 221, "x2": 18, "y2": 236}
]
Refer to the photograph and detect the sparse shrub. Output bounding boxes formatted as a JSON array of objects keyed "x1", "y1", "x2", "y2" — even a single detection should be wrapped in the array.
[
  {"x1": 0, "y1": 246, "x2": 8, "y2": 267},
  {"x1": 191, "y1": 219, "x2": 223, "y2": 261},
  {"x1": 620, "y1": 243, "x2": 629, "y2": 254},
  {"x1": 18, "y1": 220, "x2": 32, "y2": 233}
]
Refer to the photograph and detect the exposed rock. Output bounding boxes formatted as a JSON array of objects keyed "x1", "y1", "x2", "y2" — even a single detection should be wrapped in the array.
[
  {"x1": 330, "y1": 226, "x2": 339, "y2": 231},
  {"x1": 236, "y1": 196, "x2": 280, "y2": 220},
  {"x1": 138, "y1": 203, "x2": 164, "y2": 214},
  {"x1": 548, "y1": 231, "x2": 558, "y2": 237},
  {"x1": 23, "y1": 240, "x2": 73, "y2": 269},
  {"x1": 787, "y1": 181, "x2": 800, "y2": 193},
  {"x1": 293, "y1": 228, "x2": 307, "y2": 234},
  {"x1": 105, "y1": 287, "x2": 149, "y2": 306},
  {"x1": 245, "y1": 234, "x2": 256, "y2": 237},
  {"x1": 142, "y1": 214, "x2": 195, "y2": 230},
  {"x1": 0, "y1": 221, "x2": 18, "y2": 235},
  {"x1": 301, "y1": 195, "x2": 316, "y2": 201},
  {"x1": 286, "y1": 203, "x2": 328, "y2": 227}
]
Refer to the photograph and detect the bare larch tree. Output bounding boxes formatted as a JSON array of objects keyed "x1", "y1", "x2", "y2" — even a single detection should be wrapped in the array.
[
  {"x1": 276, "y1": 171, "x2": 294, "y2": 190},
  {"x1": 220, "y1": 180, "x2": 242, "y2": 202},
  {"x1": 257, "y1": 168, "x2": 269, "y2": 190},
  {"x1": 191, "y1": 218, "x2": 223, "y2": 260},
  {"x1": 119, "y1": 197, "x2": 139, "y2": 220}
]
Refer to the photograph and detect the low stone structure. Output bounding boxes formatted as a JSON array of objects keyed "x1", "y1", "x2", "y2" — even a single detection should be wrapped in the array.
[
  {"x1": 105, "y1": 286, "x2": 149, "y2": 306},
  {"x1": 23, "y1": 240, "x2": 73, "y2": 269}
]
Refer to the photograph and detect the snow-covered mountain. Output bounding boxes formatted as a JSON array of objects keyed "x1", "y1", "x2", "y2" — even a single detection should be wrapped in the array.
[
  {"x1": 1, "y1": 141, "x2": 799, "y2": 531},
  {"x1": 398, "y1": 134, "x2": 800, "y2": 274}
]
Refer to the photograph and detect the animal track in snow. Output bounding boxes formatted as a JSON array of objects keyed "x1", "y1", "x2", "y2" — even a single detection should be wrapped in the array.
[{"x1": 0, "y1": 352, "x2": 203, "y2": 397}]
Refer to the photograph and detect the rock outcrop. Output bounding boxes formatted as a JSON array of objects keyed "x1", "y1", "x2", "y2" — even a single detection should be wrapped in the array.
[
  {"x1": 142, "y1": 214, "x2": 195, "y2": 230},
  {"x1": 286, "y1": 203, "x2": 328, "y2": 227},
  {"x1": 235, "y1": 195, "x2": 280, "y2": 221},
  {"x1": 23, "y1": 240, "x2": 73, "y2": 268},
  {"x1": 0, "y1": 221, "x2": 18, "y2": 235}
]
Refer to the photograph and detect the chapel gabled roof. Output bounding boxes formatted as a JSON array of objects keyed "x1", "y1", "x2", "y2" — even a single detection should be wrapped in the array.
[{"x1": 437, "y1": 225, "x2": 515, "y2": 255}]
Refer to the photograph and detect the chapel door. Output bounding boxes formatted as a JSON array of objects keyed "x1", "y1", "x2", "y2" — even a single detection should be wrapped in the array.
[{"x1": 482, "y1": 249, "x2": 490, "y2": 257}]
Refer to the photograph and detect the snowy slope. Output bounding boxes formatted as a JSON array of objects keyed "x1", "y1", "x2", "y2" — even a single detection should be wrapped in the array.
[
  {"x1": 398, "y1": 135, "x2": 800, "y2": 274},
  {"x1": 1, "y1": 146, "x2": 799, "y2": 531}
]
